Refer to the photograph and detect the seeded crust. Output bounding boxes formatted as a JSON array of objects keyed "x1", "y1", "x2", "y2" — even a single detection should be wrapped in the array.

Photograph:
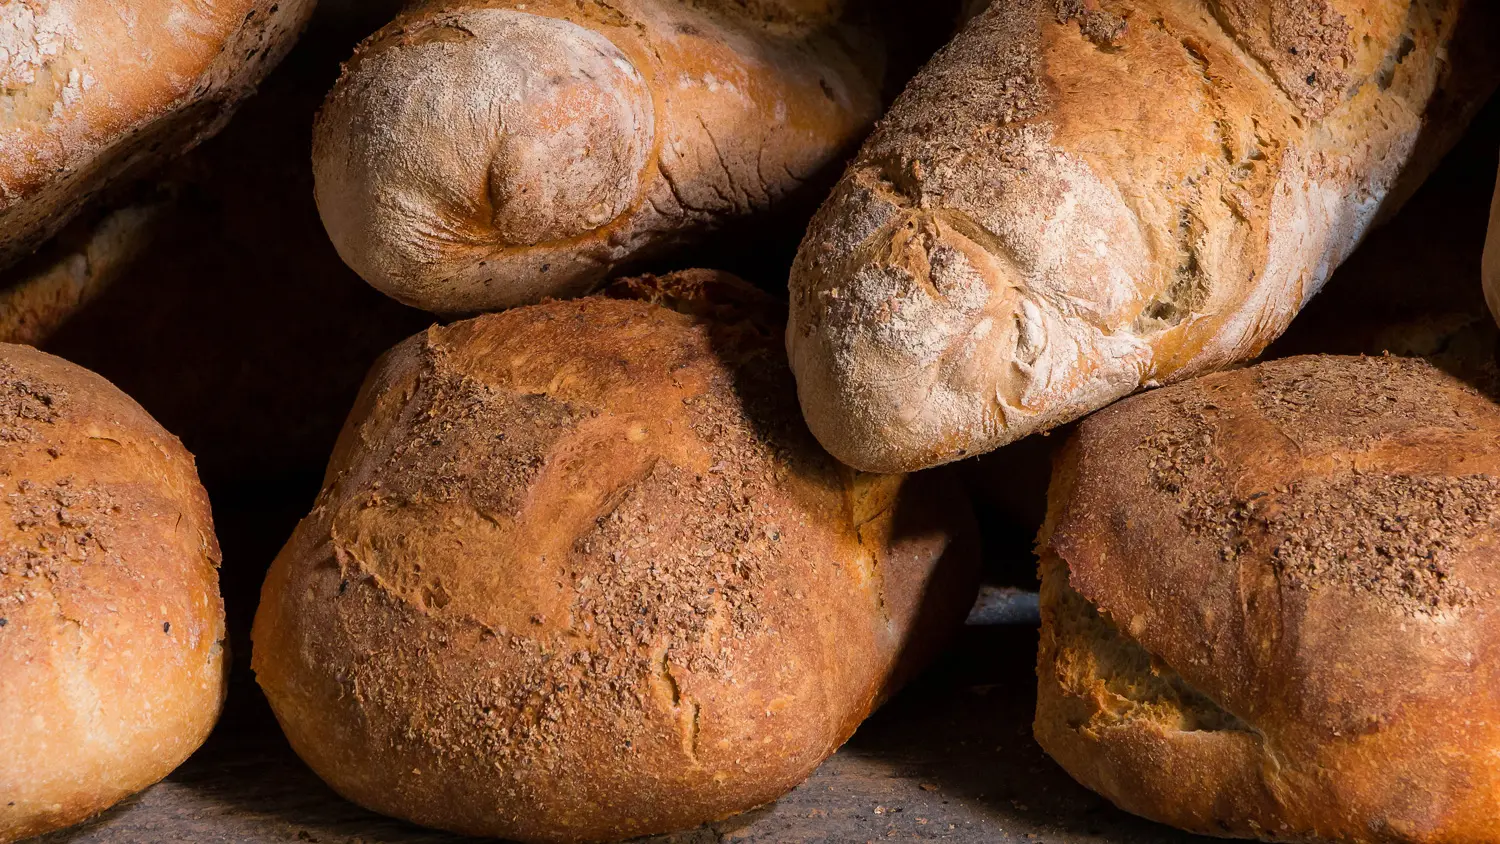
[
  {"x1": 787, "y1": 0, "x2": 1500, "y2": 472},
  {"x1": 313, "y1": 0, "x2": 884, "y2": 313},
  {"x1": 0, "y1": 344, "x2": 225, "y2": 843},
  {"x1": 0, "y1": 0, "x2": 315, "y2": 272},
  {"x1": 1034, "y1": 355, "x2": 1500, "y2": 843},
  {"x1": 251, "y1": 271, "x2": 980, "y2": 843}
]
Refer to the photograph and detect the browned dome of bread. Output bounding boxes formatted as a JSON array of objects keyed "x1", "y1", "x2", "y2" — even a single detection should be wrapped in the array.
[
  {"x1": 251, "y1": 271, "x2": 980, "y2": 843},
  {"x1": 1035, "y1": 355, "x2": 1500, "y2": 843},
  {"x1": 0, "y1": 344, "x2": 226, "y2": 843},
  {"x1": 0, "y1": 0, "x2": 314, "y2": 271}
]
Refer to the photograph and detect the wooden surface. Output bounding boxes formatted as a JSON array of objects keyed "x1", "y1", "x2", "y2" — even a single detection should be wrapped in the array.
[{"x1": 36, "y1": 621, "x2": 1209, "y2": 844}]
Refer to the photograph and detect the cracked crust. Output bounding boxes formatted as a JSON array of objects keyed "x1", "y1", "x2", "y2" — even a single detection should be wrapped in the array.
[
  {"x1": 1034, "y1": 355, "x2": 1500, "y2": 842},
  {"x1": 787, "y1": 0, "x2": 1500, "y2": 472},
  {"x1": 251, "y1": 271, "x2": 980, "y2": 843},
  {"x1": 0, "y1": 344, "x2": 225, "y2": 843},
  {"x1": 0, "y1": 0, "x2": 315, "y2": 271},
  {"x1": 312, "y1": 0, "x2": 884, "y2": 314}
]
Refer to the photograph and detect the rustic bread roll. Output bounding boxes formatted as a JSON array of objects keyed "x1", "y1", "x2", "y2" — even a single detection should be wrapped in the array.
[
  {"x1": 252, "y1": 271, "x2": 979, "y2": 843},
  {"x1": 0, "y1": 0, "x2": 315, "y2": 273},
  {"x1": 1035, "y1": 354, "x2": 1500, "y2": 843},
  {"x1": 787, "y1": 0, "x2": 1500, "y2": 472},
  {"x1": 312, "y1": 0, "x2": 884, "y2": 313},
  {"x1": 0, "y1": 344, "x2": 226, "y2": 843}
]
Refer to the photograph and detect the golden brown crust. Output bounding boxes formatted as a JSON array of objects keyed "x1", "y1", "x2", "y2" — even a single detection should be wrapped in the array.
[
  {"x1": 0, "y1": 0, "x2": 315, "y2": 269},
  {"x1": 312, "y1": 0, "x2": 884, "y2": 313},
  {"x1": 251, "y1": 272, "x2": 979, "y2": 843},
  {"x1": 1035, "y1": 355, "x2": 1500, "y2": 843},
  {"x1": 787, "y1": 0, "x2": 1500, "y2": 472},
  {"x1": 0, "y1": 343, "x2": 226, "y2": 843}
]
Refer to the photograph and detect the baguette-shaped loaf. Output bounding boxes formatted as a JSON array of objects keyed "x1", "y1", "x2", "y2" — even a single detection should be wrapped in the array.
[
  {"x1": 0, "y1": 0, "x2": 314, "y2": 270},
  {"x1": 312, "y1": 0, "x2": 883, "y2": 314},
  {"x1": 788, "y1": 0, "x2": 1500, "y2": 472}
]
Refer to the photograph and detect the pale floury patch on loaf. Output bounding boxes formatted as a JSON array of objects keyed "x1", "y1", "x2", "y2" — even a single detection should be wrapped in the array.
[
  {"x1": 0, "y1": 1, "x2": 75, "y2": 90},
  {"x1": 313, "y1": 0, "x2": 885, "y2": 314},
  {"x1": 788, "y1": 0, "x2": 1499, "y2": 472},
  {"x1": 315, "y1": 8, "x2": 657, "y2": 311}
]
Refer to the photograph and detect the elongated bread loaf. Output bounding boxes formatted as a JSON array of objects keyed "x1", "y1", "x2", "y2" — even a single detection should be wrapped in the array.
[
  {"x1": 313, "y1": 0, "x2": 884, "y2": 313},
  {"x1": 252, "y1": 271, "x2": 979, "y2": 843},
  {"x1": 0, "y1": 0, "x2": 314, "y2": 271},
  {"x1": 788, "y1": 0, "x2": 1500, "y2": 472},
  {"x1": 1036, "y1": 354, "x2": 1500, "y2": 843}
]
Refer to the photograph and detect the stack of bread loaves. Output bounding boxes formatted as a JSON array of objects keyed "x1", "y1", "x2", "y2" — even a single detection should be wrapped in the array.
[{"x1": 11, "y1": 0, "x2": 1500, "y2": 841}]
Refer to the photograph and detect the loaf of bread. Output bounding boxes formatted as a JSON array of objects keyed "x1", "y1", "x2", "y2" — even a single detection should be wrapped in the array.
[
  {"x1": 0, "y1": 189, "x2": 173, "y2": 346},
  {"x1": 787, "y1": 0, "x2": 1500, "y2": 472},
  {"x1": 0, "y1": 344, "x2": 226, "y2": 843},
  {"x1": 1035, "y1": 354, "x2": 1500, "y2": 843},
  {"x1": 252, "y1": 271, "x2": 979, "y2": 843},
  {"x1": 312, "y1": 0, "x2": 884, "y2": 314},
  {"x1": 0, "y1": 0, "x2": 314, "y2": 274}
]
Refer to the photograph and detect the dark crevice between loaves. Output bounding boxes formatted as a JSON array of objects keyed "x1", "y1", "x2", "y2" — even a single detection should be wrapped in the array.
[{"x1": 1043, "y1": 555, "x2": 1252, "y2": 735}]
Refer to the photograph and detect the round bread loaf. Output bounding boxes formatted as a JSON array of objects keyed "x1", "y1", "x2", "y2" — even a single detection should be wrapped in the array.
[
  {"x1": 1035, "y1": 355, "x2": 1500, "y2": 843},
  {"x1": 0, "y1": 344, "x2": 226, "y2": 843},
  {"x1": 252, "y1": 271, "x2": 980, "y2": 843}
]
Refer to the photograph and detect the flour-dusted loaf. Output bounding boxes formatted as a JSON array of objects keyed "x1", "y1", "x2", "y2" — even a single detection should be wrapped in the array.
[
  {"x1": 312, "y1": 0, "x2": 885, "y2": 314},
  {"x1": 0, "y1": 344, "x2": 226, "y2": 843},
  {"x1": 1035, "y1": 355, "x2": 1500, "y2": 843},
  {"x1": 0, "y1": 0, "x2": 314, "y2": 273},
  {"x1": 788, "y1": 0, "x2": 1500, "y2": 473},
  {"x1": 251, "y1": 271, "x2": 980, "y2": 843}
]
